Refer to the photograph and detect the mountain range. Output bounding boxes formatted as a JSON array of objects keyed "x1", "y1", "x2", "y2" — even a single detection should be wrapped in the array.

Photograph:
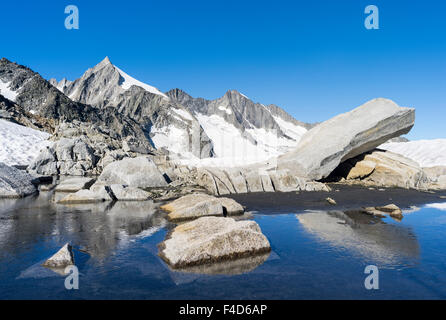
[{"x1": 0, "y1": 57, "x2": 311, "y2": 167}]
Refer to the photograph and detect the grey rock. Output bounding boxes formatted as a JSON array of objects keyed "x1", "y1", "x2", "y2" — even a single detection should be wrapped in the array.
[
  {"x1": 55, "y1": 177, "x2": 96, "y2": 192},
  {"x1": 109, "y1": 184, "x2": 151, "y2": 201},
  {"x1": 161, "y1": 193, "x2": 244, "y2": 222},
  {"x1": 277, "y1": 98, "x2": 415, "y2": 180},
  {"x1": 57, "y1": 186, "x2": 112, "y2": 204},
  {"x1": 97, "y1": 156, "x2": 168, "y2": 188},
  {"x1": 158, "y1": 216, "x2": 271, "y2": 268},
  {"x1": 0, "y1": 163, "x2": 37, "y2": 198}
]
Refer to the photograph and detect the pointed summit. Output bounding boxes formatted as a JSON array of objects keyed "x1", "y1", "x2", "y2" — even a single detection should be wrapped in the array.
[{"x1": 102, "y1": 56, "x2": 111, "y2": 65}]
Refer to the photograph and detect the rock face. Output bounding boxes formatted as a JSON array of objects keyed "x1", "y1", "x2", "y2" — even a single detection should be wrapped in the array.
[
  {"x1": 97, "y1": 156, "x2": 169, "y2": 188},
  {"x1": 56, "y1": 57, "x2": 213, "y2": 159},
  {"x1": 42, "y1": 243, "x2": 74, "y2": 268},
  {"x1": 158, "y1": 216, "x2": 271, "y2": 268},
  {"x1": 167, "y1": 88, "x2": 310, "y2": 157},
  {"x1": 160, "y1": 194, "x2": 244, "y2": 222},
  {"x1": 0, "y1": 163, "x2": 37, "y2": 198},
  {"x1": 277, "y1": 98, "x2": 415, "y2": 180},
  {"x1": 332, "y1": 150, "x2": 429, "y2": 190},
  {"x1": 190, "y1": 166, "x2": 329, "y2": 195}
]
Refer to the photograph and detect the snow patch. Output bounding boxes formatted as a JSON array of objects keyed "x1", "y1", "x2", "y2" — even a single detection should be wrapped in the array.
[
  {"x1": 0, "y1": 80, "x2": 18, "y2": 102},
  {"x1": 381, "y1": 139, "x2": 446, "y2": 167},
  {"x1": 114, "y1": 66, "x2": 169, "y2": 99},
  {"x1": 172, "y1": 108, "x2": 193, "y2": 121},
  {"x1": 272, "y1": 116, "x2": 307, "y2": 141},
  {"x1": 218, "y1": 105, "x2": 232, "y2": 115},
  {"x1": 425, "y1": 203, "x2": 446, "y2": 211},
  {"x1": 151, "y1": 125, "x2": 192, "y2": 156},
  {"x1": 0, "y1": 119, "x2": 51, "y2": 166}
]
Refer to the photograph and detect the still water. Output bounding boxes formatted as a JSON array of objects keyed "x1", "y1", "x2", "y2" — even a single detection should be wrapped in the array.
[{"x1": 1, "y1": 192, "x2": 446, "y2": 299}]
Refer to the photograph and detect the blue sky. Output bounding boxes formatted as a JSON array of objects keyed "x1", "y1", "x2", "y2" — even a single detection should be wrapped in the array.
[{"x1": 1, "y1": 0, "x2": 445, "y2": 139}]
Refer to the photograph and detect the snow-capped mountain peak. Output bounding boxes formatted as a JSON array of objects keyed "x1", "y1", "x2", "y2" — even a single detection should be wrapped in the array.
[{"x1": 114, "y1": 65, "x2": 168, "y2": 99}]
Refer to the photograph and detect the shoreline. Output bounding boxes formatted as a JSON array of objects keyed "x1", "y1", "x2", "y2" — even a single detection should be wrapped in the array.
[{"x1": 226, "y1": 184, "x2": 446, "y2": 214}]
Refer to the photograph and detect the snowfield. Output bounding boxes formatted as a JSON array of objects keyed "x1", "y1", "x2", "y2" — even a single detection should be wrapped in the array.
[
  {"x1": 381, "y1": 139, "x2": 446, "y2": 168},
  {"x1": 0, "y1": 119, "x2": 50, "y2": 166},
  {"x1": 0, "y1": 80, "x2": 18, "y2": 102},
  {"x1": 114, "y1": 66, "x2": 169, "y2": 99}
]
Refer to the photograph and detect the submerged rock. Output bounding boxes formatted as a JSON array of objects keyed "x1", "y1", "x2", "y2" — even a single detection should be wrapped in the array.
[
  {"x1": 277, "y1": 98, "x2": 415, "y2": 180},
  {"x1": 97, "y1": 156, "x2": 168, "y2": 188},
  {"x1": 42, "y1": 243, "x2": 74, "y2": 268},
  {"x1": 158, "y1": 216, "x2": 271, "y2": 268},
  {"x1": 160, "y1": 193, "x2": 244, "y2": 222},
  {"x1": 0, "y1": 163, "x2": 37, "y2": 198}
]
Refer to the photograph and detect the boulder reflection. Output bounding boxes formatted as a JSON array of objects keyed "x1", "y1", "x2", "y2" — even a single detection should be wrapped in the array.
[
  {"x1": 0, "y1": 194, "x2": 166, "y2": 262},
  {"x1": 297, "y1": 210, "x2": 420, "y2": 265}
]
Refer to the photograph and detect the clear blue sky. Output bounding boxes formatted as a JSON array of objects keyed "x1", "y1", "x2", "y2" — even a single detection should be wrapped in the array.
[{"x1": 1, "y1": 0, "x2": 445, "y2": 139}]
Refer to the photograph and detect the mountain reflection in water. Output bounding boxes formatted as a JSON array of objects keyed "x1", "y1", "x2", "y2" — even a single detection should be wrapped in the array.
[{"x1": 0, "y1": 193, "x2": 166, "y2": 262}]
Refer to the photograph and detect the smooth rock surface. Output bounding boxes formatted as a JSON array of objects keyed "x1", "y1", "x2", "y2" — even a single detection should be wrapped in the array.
[
  {"x1": 55, "y1": 177, "x2": 95, "y2": 192},
  {"x1": 57, "y1": 186, "x2": 112, "y2": 204},
  {"x1": 277, "y1": 98, "x2": 415, "y2": 180},
  {"x1": 161, "y1": 194, "x2": 244, "y2": 222},
  {"x1": 97, "y1": 156, "x2": 168, "y2": 188},
  {"x1": 109, "y1": 184, "x2": 151, "y2": 201},
  {"x1": 158, "y1": 216, "x2": 271, "y2": 268}
]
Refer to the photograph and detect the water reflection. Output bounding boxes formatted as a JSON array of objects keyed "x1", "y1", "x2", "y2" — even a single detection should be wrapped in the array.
[
  {"x1": 0, "y1": 193, "x2": 167, "y2": 262},
  {"x1": 167, "y1": 252, "x2": 271, "y2": 276},
  {"x1": 297, "y1": 210, "x2": 420, "y2": 266}
]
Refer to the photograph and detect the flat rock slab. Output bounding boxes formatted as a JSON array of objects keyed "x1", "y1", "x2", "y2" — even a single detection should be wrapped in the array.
[
  {"x1": 57, "y1": 186, "x2": 112, "y2": 204},
  {"x1": 161, "y1": 194, "x2": 244, "y2": 222},
  {"x1": 98, "y1": 156, "x2": 168, "y2": 188},
  {"x1": 55, "y1": 177, "x2": 96, "y2": 192},
  {"x1": 0, "y1": 163, "x2": 37, "y2": 198},
  {"x1": 277, "y1": 98, "x2": 415, "y2": 180},
  {"x1": 110, "y1": 184, "x2": 151, "y2": 201},
  {"x1": 42, "y1": 243, "x2": 74, "y2": 268},
  {"x1": 158, "y1": 216, "x2": 271, "y2": 268}
]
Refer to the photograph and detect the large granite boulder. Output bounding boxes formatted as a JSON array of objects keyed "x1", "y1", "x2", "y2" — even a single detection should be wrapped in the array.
[
  {"x1": 97, "y1": 156, "x2": 169, "y2": 188},
  {"x1": 158, "y1": 216, "x2": 271, "y2": 268},
  {"x1": 277, "y1": 99, "x2": 415, "y2": 180},
  {"x1": 0, "y1": 163, "x2": 37, "y2": 198},
  {"x1": 333, "y1": 149, "x2": 429, "y2": 190},
  {"x1": 160, "y1": 193, "x2": 244, "y2": 222}
]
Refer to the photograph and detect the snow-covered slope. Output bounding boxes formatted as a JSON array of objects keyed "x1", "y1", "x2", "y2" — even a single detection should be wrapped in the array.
[
  {"x1": 0, "y1": 119, "x2": 50, "y2": 166},
  {"x1": 0, "y1": 80, "x2": 18, "y2": 102},
  {"x1": 114, "y1": 65, "x2": 168, "y2": 99},
  {"x1": 381, "y1": 139, "x2": 446, "y2": 167}
]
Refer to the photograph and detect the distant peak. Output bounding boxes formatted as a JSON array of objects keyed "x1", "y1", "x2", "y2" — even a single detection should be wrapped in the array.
[
  {"x1": 96, "y1": 56, "x2": 112, "y2": 68},
  {"x1": 226, "y1": 89, "x2": 249, "y2": 100}
]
